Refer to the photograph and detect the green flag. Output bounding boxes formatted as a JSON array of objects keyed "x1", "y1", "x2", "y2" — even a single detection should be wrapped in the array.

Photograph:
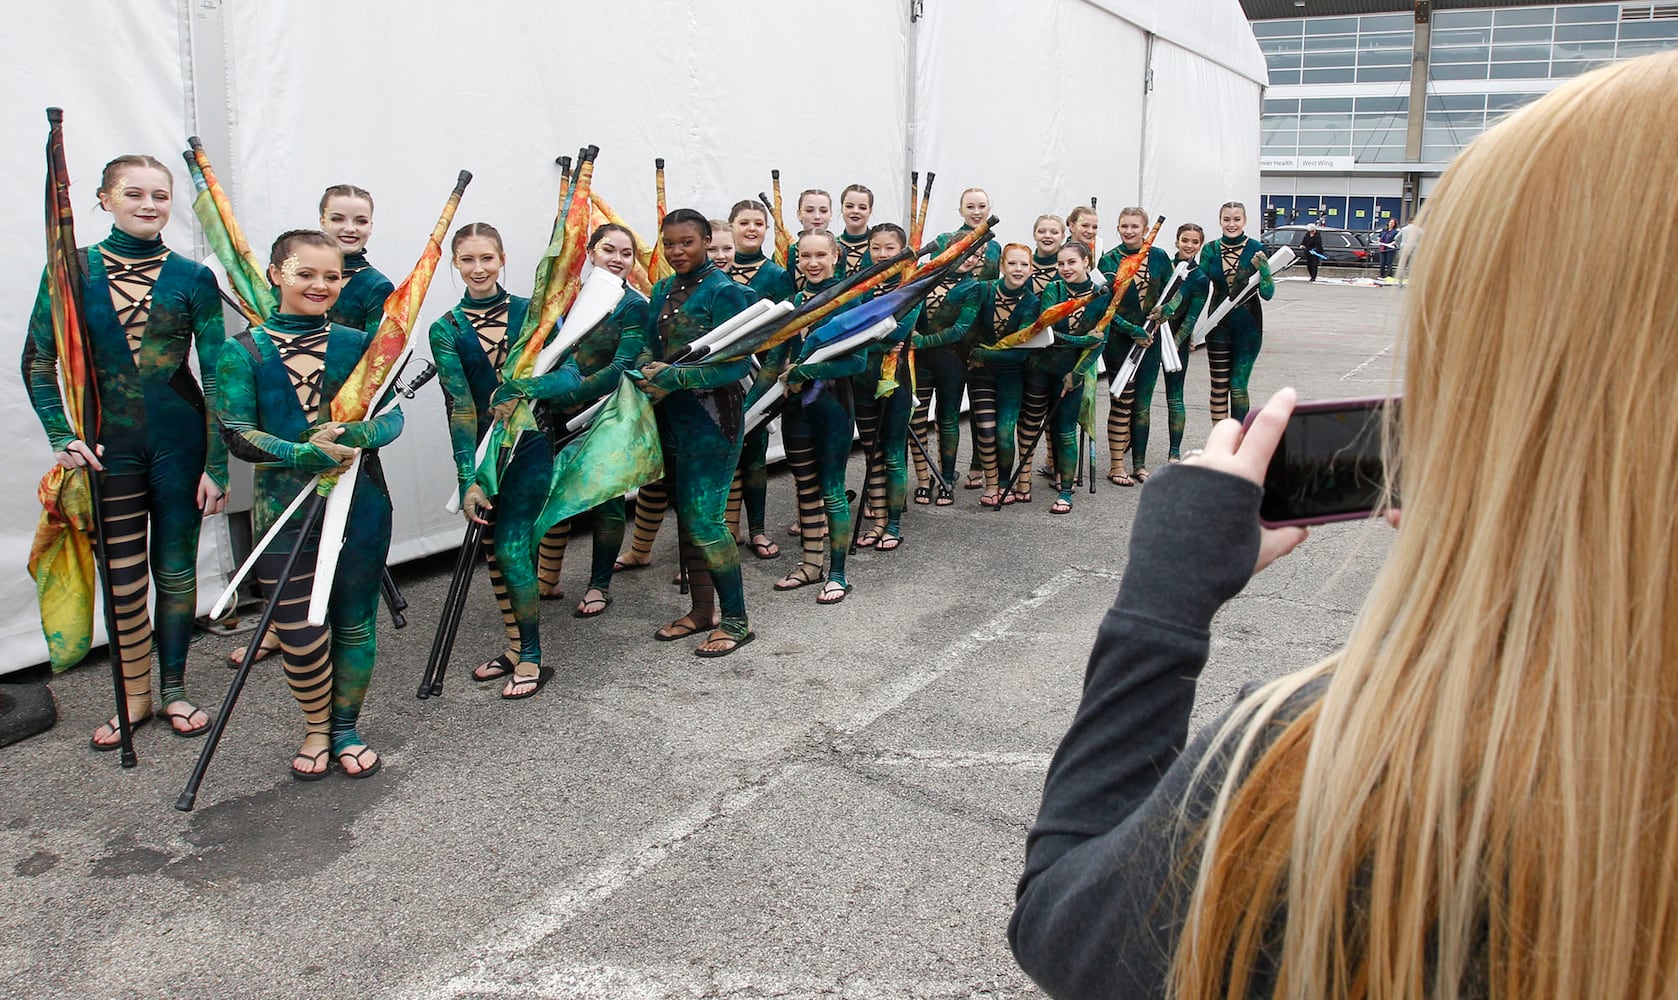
[{"x1": 531, "y1": 377, "x2": 664, "y2": 544}]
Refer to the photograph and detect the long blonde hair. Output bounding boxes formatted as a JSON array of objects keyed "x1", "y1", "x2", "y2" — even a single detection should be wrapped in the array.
[{"x1": 1173, "y1": 50, "x2": 1678, "y2": 999}]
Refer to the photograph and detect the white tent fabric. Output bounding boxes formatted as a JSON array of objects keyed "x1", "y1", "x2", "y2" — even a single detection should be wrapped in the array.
[{"x1": 0, "y1": 0, "x2": 1261, "y2": 673}]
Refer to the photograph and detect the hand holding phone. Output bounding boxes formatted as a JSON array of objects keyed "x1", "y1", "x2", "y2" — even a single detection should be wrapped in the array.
[{"x1": 1243, "y1": 395, "x2": 1398, "y2": 528}]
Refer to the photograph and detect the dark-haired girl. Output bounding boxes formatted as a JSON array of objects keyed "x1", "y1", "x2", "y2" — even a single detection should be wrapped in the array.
[
  {"x1": 852, "y1": 223, "x2": 922, "y2": 551},
  {"x1": 766, "y1": 231, "x2": 863, "y2": 604},
  {"x1": 1155, "y1": 223, "x2": 1210, "y2": 462},
  {"x1": 24, "y1": 154, "x2": 227, "y2": 749},
  {"x1": 633, "y1": 210, "x2": 756, "y2": 656},
  {"x1": 214, "y1": 230, "x2": 403, "y2": 778},
  {"x1": 1030, "y1": 242, "x2": 1112, "y2": 514},
  {"x1": 1200, "y1": 202, "x2": 1273, "y2": 422},
  {"x1": 966, "y1": 244, "x2": 1041, "y2": 507},
  {"x1": 1096, "y1": 206, "x2": 1173, "y2": 485},
  {"x1": 836, "y1": 184, "x2": 875, "y2": 276},
  {"x1": 319, "y1": 185, "x2": 393, "y2": 334}
]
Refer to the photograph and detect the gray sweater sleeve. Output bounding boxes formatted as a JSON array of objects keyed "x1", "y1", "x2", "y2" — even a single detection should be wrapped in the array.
[{"x1": 1008, "y1": 464, "x2": 1267, "y2": 1000}]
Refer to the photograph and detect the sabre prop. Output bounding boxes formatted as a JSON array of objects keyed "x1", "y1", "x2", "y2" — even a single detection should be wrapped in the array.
[
  {"x1": 739, "y1": 316, "x2": 897, "y2": 436},
  {"x1": 1192, "y1": 245, "x2": 1293, "y2": 346}
]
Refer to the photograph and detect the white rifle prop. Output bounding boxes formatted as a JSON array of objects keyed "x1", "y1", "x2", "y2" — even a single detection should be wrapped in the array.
[
  {"x1": 443, "y1": 267, "x2": 628, "y2": 513},
  {"x1": 567, "y1": 300, "x2": 795, "y2": 436},
  {"x1": 740, "y1": 317, "x2": 897, "y2": 436},
  {"x1": 1155, "y1": 262, "x2": 1191, "y2": 374},
  {"x1": 1191, "y1": 245, "x2": 1294, "y2": 347},
  {"x1": 208, "y1": 360, "x2": 434, "y2": 621},
  {"x1": 663, "y1": 299, "x2": 781, "y2": 363},
  {"x1": 1107, "y1": 262, "x2": 1192, "y2": 397}
]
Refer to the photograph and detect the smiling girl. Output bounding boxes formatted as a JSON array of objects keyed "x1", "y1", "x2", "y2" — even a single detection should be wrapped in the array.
[
  {"x1": 24, "y1": 154, "x2": 228, "y2": 749},
  {"x1": 836, "y1": 184, "x2": 875, "y2": 276},
  {"x1": 1199, "y1": 202, "x2": 1274, "y2": 422},
  {"x1": 318, "y1": 184, "x2": 392, "y2": 334},
  {"x1": 214, "y1": 230, "x2": 404, "y2": 778},
  {"x1": 633, "y1": 210, "x2": 757, "y2": 657}
]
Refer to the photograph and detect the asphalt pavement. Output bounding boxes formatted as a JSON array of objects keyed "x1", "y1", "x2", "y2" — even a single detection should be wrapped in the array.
[{"x1": 0, "y1": 271, "x2": 1403, "y2": 1000}]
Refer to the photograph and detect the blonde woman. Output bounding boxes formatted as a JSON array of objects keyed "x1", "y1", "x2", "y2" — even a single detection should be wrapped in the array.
[{"x1": 1011, "y1": 51, "x2": 1678, "y2": 999}]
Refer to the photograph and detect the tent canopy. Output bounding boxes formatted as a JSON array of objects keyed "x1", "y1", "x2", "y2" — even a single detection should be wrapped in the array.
[{"x1": 0, "y1": 0, "x2": 1262, "y2": 673}]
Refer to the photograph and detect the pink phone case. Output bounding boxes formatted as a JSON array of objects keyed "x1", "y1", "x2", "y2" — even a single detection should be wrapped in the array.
[{"x1": 1244, "y1": 396, "x2": 1394, "y2": 528}]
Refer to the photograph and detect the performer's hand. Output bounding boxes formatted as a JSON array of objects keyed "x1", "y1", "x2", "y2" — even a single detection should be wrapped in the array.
[
  {"x1": 197, "y1": 474, "x2": 227, "y2": 516},
  {"x1": 1147, "y1": 305, "x2": 1163, "y2": 324},
  {"x1": 1184, "y1": 386, "x2": 1307, "y2": 575},
  {"x1": 462, "y1": 485, "x2": 492, "y2": 526},
  {"x1": 56, "y1": 439, "x2": 104, "y2": 472},
  {"x1": 490, "y1": 400, "x2": 518, "y2": 423},
  {"x1": 639, "y1": 361, "x2": 670, "y2": 380},
  {"x1": 635, "y1": 378, "x2": 669, "y2": 402},
  {"x1": 310, "y1": 424, "x2": 356, "y2": 467},
  {"x1": 1061, "y1": 372, "x2": 1076, "y2": 397}
]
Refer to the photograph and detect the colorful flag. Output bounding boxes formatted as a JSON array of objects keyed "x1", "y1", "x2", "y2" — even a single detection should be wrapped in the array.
[
  {"x1": 531, "y1": 378, "x2": 664, "y2": 545},
  {"x1": 183, "y1": 137, "x2": 273, "y2": 325}
]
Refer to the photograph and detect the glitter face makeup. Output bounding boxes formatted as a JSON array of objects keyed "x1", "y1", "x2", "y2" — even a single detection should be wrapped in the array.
[{"x1": 279, "y1": 253, "x2": 303, "y2": 286}]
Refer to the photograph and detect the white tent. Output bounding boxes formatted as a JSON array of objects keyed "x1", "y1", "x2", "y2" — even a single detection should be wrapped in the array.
[{"x1": 0, "y1": 0, "x2": 1264, "y2": 674}]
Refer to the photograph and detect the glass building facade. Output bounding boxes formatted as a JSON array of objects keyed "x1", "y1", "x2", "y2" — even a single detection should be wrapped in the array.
[{"x1": 1254, "y1": 3, "x2": 1678, "y2": 230}]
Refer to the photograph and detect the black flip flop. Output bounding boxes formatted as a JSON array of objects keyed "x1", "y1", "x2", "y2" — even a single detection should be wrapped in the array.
[
  {"x1": 654, "y1": 620, "x2": 708, "y2": 641},
  {"x1": 695, "y1": 631, "x2": 755, "y2": 658},
  {"x1": 573, "y1": 593, "x2": 613, "y2": 619},
  {"x1": 89, "y1": 714, "x2": 152, "y2": 752},
  {"x1": 501, "y1": 666, "x2": 555, "y2": 701},
  {"x1": 472, "y1": 652, "x2": 516, "y2": 682}
]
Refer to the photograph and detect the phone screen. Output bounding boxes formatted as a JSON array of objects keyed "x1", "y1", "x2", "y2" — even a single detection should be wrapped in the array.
[{"x1": 1259, "y1": 398, "x2": 1397, "y2": 526}]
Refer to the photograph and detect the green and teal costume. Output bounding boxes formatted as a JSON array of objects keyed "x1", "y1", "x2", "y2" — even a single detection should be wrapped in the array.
[
  {"x1": 328, "y1": 250, "x2": 393, "y2": 334},
  {"x1": 909, "y1": 268, "x2": 981, "y2": 496},
  {"x1": 636, "y1": 261, "x2": 755, "y2": 641},
  {"x1": 724, "y1": 250, "x2": 795, "y2": 548},
  {"x1": 23, "y1": 226, "x2": 226, "y2": 715},
  {"x1": 761, "y1": 275, "x2": 865, "y2": 591},
  {"x1": 1096, "y1": 241, "x2": 1172, "y2": 475},
  {"x1": 214, "y1": 312, "x2": 402, "y2": 761},
  {"x1": 1028, "y1": 251, "x2": 1060, "y2": 297},
  {"x1": 1029, "y1": 277, "x2": 1112, "y2": 504},
  {"x1": 965, "y1": 278, "x2": 1041, "y2": 498},
  {"x1": 1157, "y1": 252, "x2": 1210, "y2": 459},
  {"x1": 851, "y1": 276, "x2": 924, "y2": 543},
  {"x1": 934, "y1": 225, "x2": 1002, "y2": 282},
  {"x1": 836, "y1": 231, "x2": 871, "y2": 277},
  {"x1": 1198, "y1": 235, "x2": 1274, "y2": 422}
]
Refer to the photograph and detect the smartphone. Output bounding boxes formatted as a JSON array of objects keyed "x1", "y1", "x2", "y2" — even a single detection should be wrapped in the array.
[{"x1": 1245, "y1": 396, "x2": 1398, "y2": 527}]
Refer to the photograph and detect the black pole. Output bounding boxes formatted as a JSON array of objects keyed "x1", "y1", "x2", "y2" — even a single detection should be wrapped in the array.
[
  {"x1": 379, "y1": 570, "x2": 408, "y2": 629},
  {"x1": 906, "y1": 423, "x2": 949, "y2": 494},
  {"x1": 176, "y1": 492, "x2": 328, "y2": 810},
  {"x1": 418, "y1": 520, "x2": 483, "y2": 700}
]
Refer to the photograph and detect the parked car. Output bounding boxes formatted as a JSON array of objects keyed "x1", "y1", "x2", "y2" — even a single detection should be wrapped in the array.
[{"x1": 1260, "y1": 225, "x2": 1375, "y2": 267}]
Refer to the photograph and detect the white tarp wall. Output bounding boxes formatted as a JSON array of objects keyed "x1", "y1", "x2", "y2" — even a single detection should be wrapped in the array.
[{"x1": 0, "y1": 0, "x2": 1260, "y2": 673}]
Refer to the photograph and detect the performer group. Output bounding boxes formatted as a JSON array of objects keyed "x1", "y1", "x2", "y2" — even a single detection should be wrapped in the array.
[{"x1": 24, "y1": 141, "x2": 1277, "y2": 785}]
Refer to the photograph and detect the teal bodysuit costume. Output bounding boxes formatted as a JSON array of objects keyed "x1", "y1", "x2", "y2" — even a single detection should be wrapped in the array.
[
  {"x1": 328, "y1": 251, "x2": 393, "y2": 334},
  {"x1": 723, "y1": 249, "x2": 794, "y2": 549},
  {"x1": 1031, "y1": 277, "x2": 1112, "y2": 505},
  {"x1": 965, "y1": 279, "x2": 1041, "y2": 499},
  {"x1": 637, "y1": 261, "x2": 755, "y2": 642},
  {"x1": 909, "y1": 268, "x2": 981, "y2": 499},
  {"x1": 23, "y1": 225, "x2": 226, "y2": 721},
  {"x1": 1199, "y1": 235, "x2": 1274, "y2": 422},
  {"x1": 1157, "y1": 253, "x2": 1210, "y2": 460},
  {"x1": 214, "y1": 312, "x2": 402, "y2": 762},
  {"x1": 851, "y1": 276, "x2": 923, "y2": 544},
  {"x1": 1096, "y1": 241, "x2": 1172, "y2": 476},
  {"x1": 836, "y1": 231, "x2": 871, "y2": 278},
  {"x1": 762, "y1": 275, "x2": 865, "y2": 592}
]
